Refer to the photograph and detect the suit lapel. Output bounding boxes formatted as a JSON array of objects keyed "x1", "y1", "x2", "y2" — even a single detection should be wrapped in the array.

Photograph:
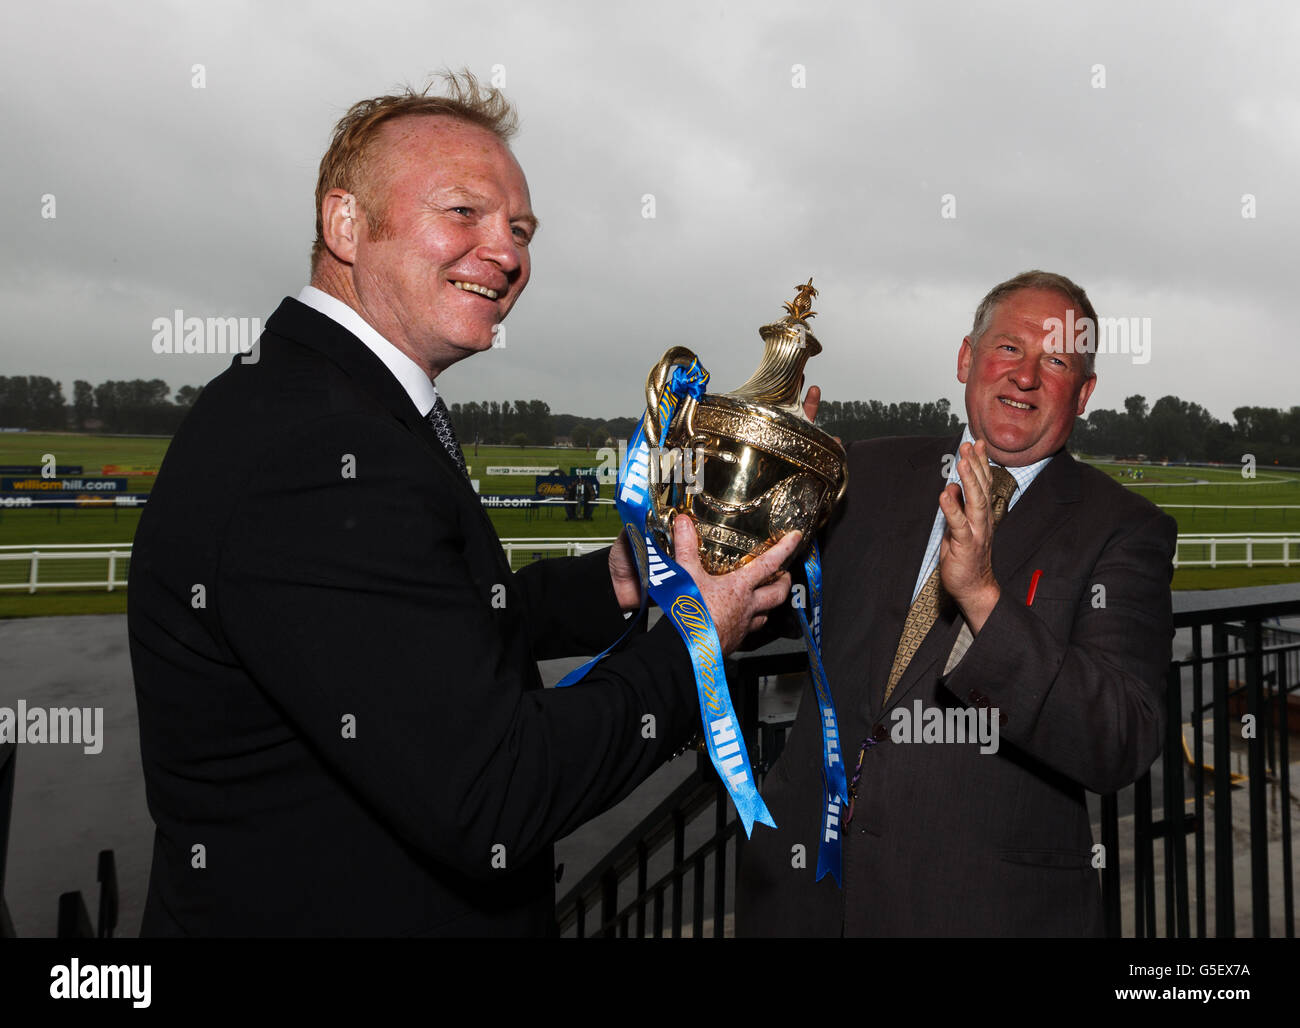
[
  {"x1": 263, "y1": 297, "x2": 478, "y2": 490},
  {"x1": 261, "y1": 298, "x2": 513, "y2": 578},
  {"x1": 865, "y1": 435, "x2": 960, "y2": 718},
  {"x1": 880, "y1": 447, "x2": 1082, "y2": 716},
  {"x1": 882, "y1": 436, "x2": 958, "y2": 608},
  {"x1": 988, "y1": 449, "x2": 1080, "y2": 585}
]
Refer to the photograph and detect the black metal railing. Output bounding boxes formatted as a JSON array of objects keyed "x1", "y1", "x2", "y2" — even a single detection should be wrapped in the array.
[
  {"x1": 555, "y1": 584, "x2": 1300, "y2": 938},
  {"x1": 0, "y1": 741, "x2": 15, "y2": 937},
  {"x1": 555, "y1": 645, "x2": 806, "y2": 939},
  {"x1": 555, "y1": 766, "x2": 735, "y2": 938},
  {"x1": 1133, "y1": 586, "x2": 1300, "y2": 939}
]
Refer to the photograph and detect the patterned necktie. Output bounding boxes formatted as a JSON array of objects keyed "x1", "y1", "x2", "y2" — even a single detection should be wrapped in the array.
[
  {"x1": 881, "y1": 464, "x2": 1017, "y2": 705},
  {"x1": 426, "y1": 394, "x2": 468, "y2": 477}
]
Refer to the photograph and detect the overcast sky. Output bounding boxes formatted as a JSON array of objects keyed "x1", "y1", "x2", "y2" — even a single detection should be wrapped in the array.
[{"x1": 2, "y1": 0, "x2": 1296, "y2": 423}]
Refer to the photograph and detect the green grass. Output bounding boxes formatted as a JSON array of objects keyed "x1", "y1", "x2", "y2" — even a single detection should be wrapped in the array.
[
  {"x1": 0, "y1": 432, "x2": 158, "y2": 551},
  {"x1": 0, "y1": 431, "x2": 170, "y2": 472},
  {"x1": 0, "y1": 507, "x2": 144, "y2": 546},
  {"x1": 0, "y1": 592, "x2": 128, "y2": 619},
  {"x1": 1083, "y1": 460, "x2": 1300, "y2": 590},
  {"x1": 0, "y1": 435, "x2": 621, "y2": 616},
  {"x1": 1172, "y1": 566, "x2": 1300, "y2": 591},
  {"x1": 1084, "y1": 460, "x2": 1300, "y2": 534},
  {"x1": 2, "y1": 438, "x2": 1298, "y2": 617}
]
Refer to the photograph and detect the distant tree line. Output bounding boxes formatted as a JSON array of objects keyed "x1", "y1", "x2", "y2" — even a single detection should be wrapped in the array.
[
  {"x1": 446, "y1": 401, "x2": 638, "y2": 450},
  {"x1": 551, "y1": 412, "x2": 639, "y2": 450},
  {"x1": 817, "y1": 398, "x2": 964, "y2": 442},
  {"x1": 1072, "y1": 395, "x2": 1300, "y2": 466},
  {"x1": 2, "y1": 375, "x2": 1298, "y2": 465},
  {"x1": 447, "y1": 400, "x2": 555, "y2": 448},
  {"x1": 0, "y1": 376, "x2": 203, "y2": 434},
  {"x1": 0, "y1": 376, "x2": 66, "y2": 430}
]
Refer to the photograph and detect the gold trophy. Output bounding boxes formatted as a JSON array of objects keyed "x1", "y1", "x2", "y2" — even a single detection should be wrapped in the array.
[{"x1": 643, "y1": 279, "x2": 848, "y2": 574}]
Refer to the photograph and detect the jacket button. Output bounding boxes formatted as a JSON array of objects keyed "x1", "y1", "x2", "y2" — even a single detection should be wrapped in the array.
[{"x1": 872, "y1": 723, "x2": 888, "y2": 742}]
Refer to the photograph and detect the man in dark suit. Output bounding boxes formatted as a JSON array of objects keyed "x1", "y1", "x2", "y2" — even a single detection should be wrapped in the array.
[
  {"x1": 738, "y1": 271, "x2": 1176, "y2": 936},
  {"x1": 129, "y1": 76, "x2": 797, "y2": 936}
]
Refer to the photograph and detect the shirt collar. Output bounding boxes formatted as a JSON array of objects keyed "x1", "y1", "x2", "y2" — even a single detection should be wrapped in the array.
[
  {"x1": 947, "y1": 425, "x2": 1053, "y2": 510},
  {"x1": 297, "y1": 285, "x2": 440, "y2": 417}
]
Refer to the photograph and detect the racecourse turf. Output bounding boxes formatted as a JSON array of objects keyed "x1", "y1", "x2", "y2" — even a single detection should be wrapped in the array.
[{"x1": 2, "y1": 434, "x2": 1297, "y2": 615}]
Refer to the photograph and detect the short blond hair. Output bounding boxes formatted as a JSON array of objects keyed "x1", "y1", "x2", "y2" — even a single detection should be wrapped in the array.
[{"x1": 310, "y1": 71, "x2": 518, "y2": 271}]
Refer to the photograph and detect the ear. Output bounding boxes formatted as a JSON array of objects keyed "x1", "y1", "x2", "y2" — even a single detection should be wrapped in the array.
[
  {"x1": 956, "y1": 337, "x2": 974, "y2": 384},
  {"x1": 1075, "y1": 373, "x2": 1098, "y2": 415},
  {"x1": 320, "y1": 189, "x2": 360, "y2": 265}
]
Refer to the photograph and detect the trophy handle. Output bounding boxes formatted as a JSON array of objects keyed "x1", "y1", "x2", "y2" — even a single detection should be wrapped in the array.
[
  {"x1": 645, "y1": 346, "x2": 700, "y2": 448},
  {"x1": 643, "y1": 347, "x2": 704, "y2": 559}
]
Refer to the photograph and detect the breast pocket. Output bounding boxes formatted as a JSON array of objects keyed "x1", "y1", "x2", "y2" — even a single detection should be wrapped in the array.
[
  {"x1": 1024, "y1": 574, "x2": 1086, "y2": 631},
  {"x1": 997, "y1": 846, "x2": 1093, "y2": 870}
]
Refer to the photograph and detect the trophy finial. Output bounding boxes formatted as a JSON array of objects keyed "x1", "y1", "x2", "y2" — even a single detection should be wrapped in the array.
[
  {"x1": 782, "y1": 278, "x2": 818, "y2": 322},
  {"x1": 640, "y1": 274, "x2": 846, "y2": 578},
  {"x1": 728, "y1": 277, "x2": 822, "y2": 411}
]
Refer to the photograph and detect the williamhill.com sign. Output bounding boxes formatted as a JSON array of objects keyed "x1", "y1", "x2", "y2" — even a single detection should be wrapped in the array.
[
  {"x1": 2, "y1": 477, "x2": 130, "y2": 492},
  {"x1": 478, "y1": 495, "x2": 540, "y2": 509}
]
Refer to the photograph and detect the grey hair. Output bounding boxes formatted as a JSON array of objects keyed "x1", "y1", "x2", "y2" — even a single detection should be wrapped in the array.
[{"x1": 969, "y1": 270, "x2": 1098, "y2": 376}]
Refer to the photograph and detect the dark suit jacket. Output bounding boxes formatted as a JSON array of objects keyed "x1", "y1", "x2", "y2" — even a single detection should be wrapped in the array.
[
  {"x1": 737, "y1": 434, "x2": 1177, "y2": 936},
  {"x1": 128, "y1": 297, "x2": 697, "y2": 936}
]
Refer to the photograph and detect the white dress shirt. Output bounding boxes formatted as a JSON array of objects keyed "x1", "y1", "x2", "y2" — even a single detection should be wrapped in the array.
[
  {"x1": 908, "y1": 426, "x2": 1053, "y2": 603},
  {"x1": 296, "y1": 285, "x2": 440, "y2": 418}
]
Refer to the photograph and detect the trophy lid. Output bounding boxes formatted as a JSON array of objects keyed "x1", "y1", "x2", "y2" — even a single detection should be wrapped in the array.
[{"x1": 725, "y1": 278, "x2": 821, "y2": 418}]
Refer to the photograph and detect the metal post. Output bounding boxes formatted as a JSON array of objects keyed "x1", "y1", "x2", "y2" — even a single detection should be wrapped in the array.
[
  {"x1": 713, "y1": 784, "x2": 727, "y2": 937},
  {"x1": 1134, "y1": 773, "x2": 1154, "y2": 937},
  {"x1": 1244, "y1": 620, "x2": 1269, "y2": 937},
  {"x1": 1191, "y1": 627, "x2": 1207, "y2": 938},
  {"x1": 1101, "y1": 791, "x2": 1121, "y2": 937},
  {"x1": 692, "y1": 856, "x2": 704, "y2": 939},
  {"x1": 1163, "y1": 661, "x2": 1189, "y2": 937},
  {"x1": 600, "y1": 868, "x2": 618, "y2": 939},
  {"x1": 636, "y1": 842, "x2": 648, "y2": 938},
  {"x1": 1275, "y1": 656, "x2": 1294, "y2": 938},
  {"x1": 672, "y1": 810, "x2": 684, "y2": 938},
  {"x1": 1211, "y1": 623, "x2": 1234, "y2": 936}
]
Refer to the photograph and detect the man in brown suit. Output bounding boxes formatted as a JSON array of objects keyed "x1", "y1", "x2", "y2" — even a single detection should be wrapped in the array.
[{"x1": 738, "y1": 271, "x2": 1176, "y2": 936}]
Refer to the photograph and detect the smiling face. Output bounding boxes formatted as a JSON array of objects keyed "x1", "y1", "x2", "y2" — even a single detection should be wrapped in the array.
[
  {"x1": 350, "y1": 115, "x2": 536, "y2": 376},
  {"x1": 957, "y1": 287, "x2": 1097, "y2": 467}
]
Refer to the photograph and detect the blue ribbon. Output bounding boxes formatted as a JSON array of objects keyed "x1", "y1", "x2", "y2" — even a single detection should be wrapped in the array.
[
  {"x1": 792, "y1": 541, "x2": 847, "y2": 885},
  {"x1": 557, "y1": 359, "x2": 775, "y2": 837}
]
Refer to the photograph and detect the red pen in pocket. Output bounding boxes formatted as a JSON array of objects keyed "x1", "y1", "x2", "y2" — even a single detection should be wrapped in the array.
[{"x1": 1026, "y1": 569, "x2": 1043, "y2": 606}]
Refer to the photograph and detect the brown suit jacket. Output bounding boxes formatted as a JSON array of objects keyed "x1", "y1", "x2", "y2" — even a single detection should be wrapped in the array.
[{"x1": 737, "y1": 434, "x2": 1176, "y2": 936}]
